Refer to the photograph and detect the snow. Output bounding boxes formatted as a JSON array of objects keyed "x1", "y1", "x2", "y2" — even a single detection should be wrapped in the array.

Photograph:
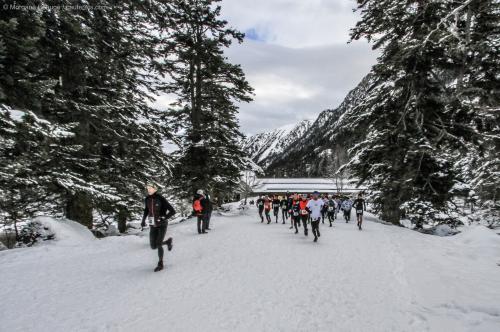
[{"x1": 1, "y1": 209, "x2": 499, "y2": 331}]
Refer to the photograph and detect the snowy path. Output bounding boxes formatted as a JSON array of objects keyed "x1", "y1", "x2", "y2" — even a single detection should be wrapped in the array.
[{"x1": 1, "y1": 207, "x2": 499, "y2": 332}]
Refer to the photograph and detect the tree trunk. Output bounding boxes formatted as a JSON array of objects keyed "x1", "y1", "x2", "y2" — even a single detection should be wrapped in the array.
[
  {"x1": 381, "y1": 194, "x2": 401, "y2": 225},
  {"x1": 117, "y1": 207, "x2": 127, "y2": 233},
  {"x1": 66, "y1": 192, "x2": 93, "y2": 229}
]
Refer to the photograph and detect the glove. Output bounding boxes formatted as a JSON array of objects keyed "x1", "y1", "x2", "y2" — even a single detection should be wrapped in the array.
[{"x1": 141, "y1": 219, "x2": 146, "y2": 228}]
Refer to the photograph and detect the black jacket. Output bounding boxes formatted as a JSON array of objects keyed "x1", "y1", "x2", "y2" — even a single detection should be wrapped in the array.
[
  {"x1": 142, "y1": 193, "x2": 176, "y2": 226},
  {"x1": 256, "y1": 198, "x2": 265, "y2": 210},
  {"x1": 353, "y1": 198, "x2": 366, "y2": 211}
]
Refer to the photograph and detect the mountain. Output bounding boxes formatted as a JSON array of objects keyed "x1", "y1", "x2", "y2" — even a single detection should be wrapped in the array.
[
  {"x1": 241, "y1": 120, "x2": 312, "y2": 169},
  {"x1": 244, "y1": 74, "x2": 373, "y2": 177}
]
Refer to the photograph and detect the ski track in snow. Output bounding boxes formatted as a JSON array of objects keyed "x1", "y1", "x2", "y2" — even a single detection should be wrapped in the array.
[{"x1": 1, "y1": 207, "x2": 499, "y2": 332}]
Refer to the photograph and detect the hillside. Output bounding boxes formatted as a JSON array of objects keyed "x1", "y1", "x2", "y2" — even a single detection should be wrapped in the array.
[
  {"x1": 243, "y1": 74, "x2": 373, "y2": 177},
  {"x1": 241, "y1": 120, "x2": 312, "y2": 169}
]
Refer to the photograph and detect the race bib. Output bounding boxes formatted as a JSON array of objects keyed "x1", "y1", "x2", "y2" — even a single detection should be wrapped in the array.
[
  {"x1": 273, "y1": 204, "x2": 279, "y2": 208},
  {"x1": 357, "y1": 209, "x2": 363, "y2": 214},
  {"x1": 293, "y1": 211, "x2": 299, "y2": 216},
  {"x1": 148, "y1": 217, "x2": 154, "y2": 225},
  {"x1": 301, "y1": 209, "x2": 308, "y2": 215},
  {"x1": 328, "y1": 207, "x2": 334, "y2": 211}
]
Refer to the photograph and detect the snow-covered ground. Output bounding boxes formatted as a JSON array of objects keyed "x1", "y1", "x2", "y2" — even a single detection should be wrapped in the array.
[{"x1": 1, "y1": 207, "x2": 499, "y2": 332}]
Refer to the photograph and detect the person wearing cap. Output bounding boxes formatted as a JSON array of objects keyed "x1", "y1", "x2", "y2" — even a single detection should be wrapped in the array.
[
  {"x1": 306, "y1": 191, "x2": 325, "y2": 242},
  {"x1": 141, "y1": 183, "x2": 176, "y2": 272},
  {"x1": 193, "y1": 189, "x2": 210, "y2": 234}
]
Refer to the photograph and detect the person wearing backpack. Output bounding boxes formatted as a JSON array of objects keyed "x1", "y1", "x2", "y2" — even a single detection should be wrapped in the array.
[
  {"x1": 141, "y1": 184, "x2": 176, "y2": 272},
  {"x1": 272, "y1": 195, "x2": 281, "y2": 223},
  {"x1": 353, "y1": 193, "x2": 367, "y2": 230},
  {"x1": 193, "y1": 189, "x2": 209, "y2": 234},
  {"x1": 280, "y1": 195, "x2": 289, "y2": 224},
  {"x1": 342, "y1": 197, "x2": 353, "y2": 223},
  {"x1": 264, "y1": 196, "x2": 272, "y2": 224},
  {"x1": 256, "y1": 195, "x2": 265, "y2": 222}
]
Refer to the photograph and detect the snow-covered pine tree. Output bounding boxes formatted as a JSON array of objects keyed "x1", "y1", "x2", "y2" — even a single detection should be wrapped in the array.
[
  {"x1": 0, "y1": 5, "x2": 76, "y2": 229},
  {"x1": 1, "y1": 2, "x2": 175, "y2": 228},
  {"x1": 465, "y1": 0, "x2": 500, "y2": 227},
  {"x1": 158, "y1": 0, "x2": 253, "y2": 198},
  {"x1": 0, "y1": 105, "x2": 75, "y2": 235},
  {"x1": 346, "y1": 0, "x2": 491, "y2": 227}
]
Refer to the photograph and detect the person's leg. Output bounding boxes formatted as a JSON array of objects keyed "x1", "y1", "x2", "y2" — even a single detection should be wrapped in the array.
[
  {"x1": 155, "y1": 225, "x2": 167, "y2": 262},
  {"x1": 266, "y1": 211, "x2": 271, "y2": 223},
  {"x1": 197, "y1": 216, "x2": 205, "y2": 233},
  {"x1": 150, "y1": 226, "x2": 158, "y2": 250},
  {"x1": 274, "y1": 209, "x2": 279, "y2": 223},
  {"x1": 312, "y1": 220, "x2": 319, "y2": 241},
  {"x1": 294, "y1": 216, "x2": 299, "y2": 233},
  {"x1": 259, "y1": 209, "x2": 264, "y2": 222},
  {"x1": 302, "y1": 215, "x2": 308, "y2": 236},
  {"x1": 282, "y1": 210, "x2": 286, "y2": 224},
  {"x1": 206, "y1": 211, "x2": 212, "y2": 229},
  {"x1": 359, "y1": 214, "x2": 363, "y2": 230}
]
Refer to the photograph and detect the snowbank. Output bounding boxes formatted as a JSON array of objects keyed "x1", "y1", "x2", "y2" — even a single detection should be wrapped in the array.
[
  {"x1": 454, "y1": 225, "x2": 500, "y2": 256},
  {"x1": 35, "y1": 216, "x2": 96, "y2": 246}
]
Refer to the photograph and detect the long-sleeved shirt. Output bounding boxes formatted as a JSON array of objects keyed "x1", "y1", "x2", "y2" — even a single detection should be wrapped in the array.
[{"x1": 142, "y1": 193, "x2": 176, "y2": 226}]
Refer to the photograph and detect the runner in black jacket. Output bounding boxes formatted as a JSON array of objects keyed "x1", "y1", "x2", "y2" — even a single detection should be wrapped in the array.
[
  {"x1": 141, "y1": 184, "x2": 176, "y2": 272},
  {"x1": 353, "y1": 193, "x2": 367, "y2": 230},
  {"x1": 280, "y1": 196, "x2": 289, "y2": 224},
  {"x1": 272, "y1": 196, "x2": 281, "y2": 223}
]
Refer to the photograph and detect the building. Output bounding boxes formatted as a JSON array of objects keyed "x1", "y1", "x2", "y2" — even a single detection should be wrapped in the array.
[{"x1": 252, "y1": 178, "x2": 366, "y2": 195}]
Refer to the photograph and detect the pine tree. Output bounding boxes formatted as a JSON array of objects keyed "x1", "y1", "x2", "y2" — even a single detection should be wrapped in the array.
[
  {"x1": 159, "y1": 0, "x2": 253, "y2": 198},
  {"x1": 345, "y1": 0, "x2": 495, "y2": 227},
  {"x1": 1, "y1": 1, "x2": 175, "y2": 228}
]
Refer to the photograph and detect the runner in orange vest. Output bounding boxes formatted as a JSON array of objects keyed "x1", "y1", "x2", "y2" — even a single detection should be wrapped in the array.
[
  {"x1": 298, "y1": 194, "x2": 310, "y2": 236},
  {"x1": 264, "y1": 196, "x2": 272, "y2": 224}
]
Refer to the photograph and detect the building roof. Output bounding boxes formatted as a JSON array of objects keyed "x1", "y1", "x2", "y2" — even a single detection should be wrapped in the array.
[{"x1": 252, "y1": 178, "x2": 366, "y2": 194}]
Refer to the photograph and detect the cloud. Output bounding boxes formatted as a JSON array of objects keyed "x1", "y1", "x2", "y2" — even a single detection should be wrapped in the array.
[
  {"x1": 219, "y1": 0, "x2": 379, "y2": 135},
  {"x1": 149, "y1": 0, "x2": 379, "y2": 136},
  {"x1": 226, "y1": 40, "x2": 377, "y2": 134}
]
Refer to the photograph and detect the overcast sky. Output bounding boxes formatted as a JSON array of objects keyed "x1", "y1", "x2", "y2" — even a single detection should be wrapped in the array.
[
  {"x1": 220, "y1": 0, "x2": 378, "y2": 135},
  {"x1": 152, "y1": 0, "x2": 379, "y2": 136}
]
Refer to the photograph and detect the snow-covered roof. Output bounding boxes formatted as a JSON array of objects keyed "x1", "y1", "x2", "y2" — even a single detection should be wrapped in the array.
[{"x1": 252, "y1": 178, "x2": 366, "y2": 194}]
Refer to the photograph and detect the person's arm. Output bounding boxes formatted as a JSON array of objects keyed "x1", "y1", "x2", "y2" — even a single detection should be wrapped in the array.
[
  {"x1": 160, "y1": 196, "x2": 176, "y2": 220},
  {"x1": 142, "y1": 198, "x2": 148, "y2": 224}
]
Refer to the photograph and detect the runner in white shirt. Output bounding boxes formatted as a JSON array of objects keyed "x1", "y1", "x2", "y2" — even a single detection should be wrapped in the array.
[{"x1": 306, "y1": 191, "x2": 325, "y2": 242}]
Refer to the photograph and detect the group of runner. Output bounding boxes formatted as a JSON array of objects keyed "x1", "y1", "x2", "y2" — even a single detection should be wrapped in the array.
[
  {"x1": 139, "y1": 183, "x2": 367, "y2": 272},
  {"x1": 255, "y1": 191, "x2": 367, "y2": 242}
]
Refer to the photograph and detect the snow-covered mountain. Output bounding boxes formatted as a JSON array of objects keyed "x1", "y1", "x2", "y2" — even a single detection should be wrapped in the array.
[
  {"x1": 241, "y1": 120, "x2": 312, "y2": 168},
  {"x1": 244, "y1": 74, "x2": 373, "y2": 176}
]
